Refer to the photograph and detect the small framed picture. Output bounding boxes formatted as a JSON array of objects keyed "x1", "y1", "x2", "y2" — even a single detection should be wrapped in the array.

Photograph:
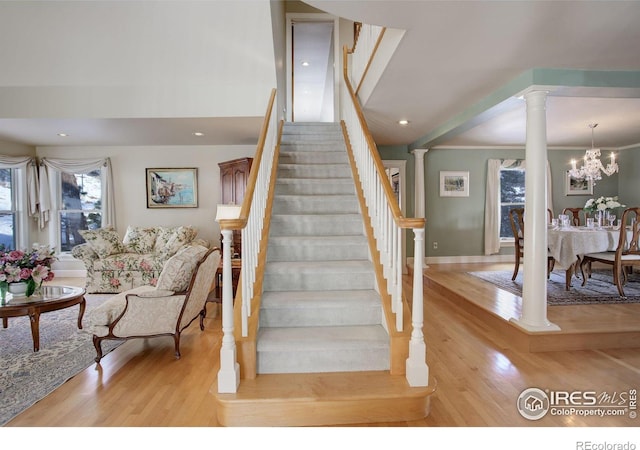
[
  {"x1": 146, "y1": 168, "x2": 198, "y2": 208},
  {"x1": 565, "y1": 171, "x2": 593, "y2": 196},
  {"x1": 440, "y1": 171, "x2": 469, "y2": 197}
]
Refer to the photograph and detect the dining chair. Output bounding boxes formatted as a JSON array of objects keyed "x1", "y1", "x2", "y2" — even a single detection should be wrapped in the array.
[
  {"x1": 579, "y1": 207, "x2": 640, "y2": 297},
  {"x1": 509, "y1": 208, "x2": 555, "y2": 280},
  {"x1": 547, "y1": 209, "x2": 554, "y2": 223},
  {"x1": 562, "y1": 207, "x2": 584, "y2": 226}
]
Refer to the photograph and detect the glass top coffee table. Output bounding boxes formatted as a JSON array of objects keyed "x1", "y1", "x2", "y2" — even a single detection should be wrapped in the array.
[{"x1": 0, "y1": 285, "x2": 86, "y2": 352}]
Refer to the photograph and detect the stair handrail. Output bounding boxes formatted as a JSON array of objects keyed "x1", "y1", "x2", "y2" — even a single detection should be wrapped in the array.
[
  {"x1": 217, "y1": 88, "x2": 278, "y2": 393},
  {"x1": 341, "y1": 39, "x2": 429, "y2": 387}
]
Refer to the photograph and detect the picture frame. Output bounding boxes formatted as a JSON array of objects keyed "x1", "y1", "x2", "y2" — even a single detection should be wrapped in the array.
[
  {"x1": 439, "y1": 171, "x2": 469, "y2": 197},
  {"x1": 146, "y1": 168, "x2": 198, "y2": 208},
  {"x1": 565, "y1": 171, "x2": 593, "y2": 196}
]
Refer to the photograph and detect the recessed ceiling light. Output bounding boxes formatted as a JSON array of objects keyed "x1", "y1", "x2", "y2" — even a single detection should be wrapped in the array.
[
  {"x1": 193, "y1": 132, "x2": 204, "y2": 137},
  {"x1": 398, "y1": 120, "x2": 409, "y2": 126},
  {"x1": 57, "y1": 133, "x2": 68, "y2": 137},
  {"x1": 301, "y1": 61, "x2": 310, "y2": 67}
]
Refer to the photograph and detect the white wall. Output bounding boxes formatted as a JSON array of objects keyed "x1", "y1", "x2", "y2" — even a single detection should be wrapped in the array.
[
  {"x1": 36, "y1": 144, "x2": 256, "y2": 270},
  {"x1": 0, "y1": 1, "x2": 277, "y2": 120}
]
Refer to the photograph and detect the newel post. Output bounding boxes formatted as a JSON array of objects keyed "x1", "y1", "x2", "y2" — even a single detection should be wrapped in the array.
[
  {"x1": 406, "y1": 227, "x2": 429, "y2": 386},
  {"x1": 215, "y1": 207, "x2": 241, "y2": 393}
]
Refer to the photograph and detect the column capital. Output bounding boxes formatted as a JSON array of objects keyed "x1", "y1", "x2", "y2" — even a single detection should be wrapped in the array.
[{"x1": 411, "y1": 148, "x2": 429, "y2": 158}]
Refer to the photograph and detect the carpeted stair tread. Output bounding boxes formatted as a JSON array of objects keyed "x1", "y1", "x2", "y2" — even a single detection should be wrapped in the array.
[
  {"x1": 265, "y1": 260, "x2": 374, "y2": 274},
  {"x1": 261, "y1": 289, "x2": 380, "y2": 308},
  {"x1": 257, "y1": 325, "x2": 389, "y2": 352},
  {"x1": 275, "y1": 178, "x2": 355, "y2": 195},
  {"x1": 272, "y1": 195, "x2": 360, "y2": 214},
  {"x1": 277, "y1": 164, "x2": 352, "y2": 179},
  {"x1": 260, "y1": 290, "x2": 383, "y2": 327},
  {"x1": 267, "y1": 235, "x2": 368, "y2": 262},
  {"x1": 279, "y1": 151, "x2": 349, "y2": 164},
  {"x1": 269, "y1": 213, "x2": 364, "y2": 236}
]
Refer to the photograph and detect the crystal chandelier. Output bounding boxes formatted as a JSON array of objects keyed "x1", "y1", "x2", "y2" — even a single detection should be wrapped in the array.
[{"x1": 568, "y1": 123, "x2": 618, "y2": 184}]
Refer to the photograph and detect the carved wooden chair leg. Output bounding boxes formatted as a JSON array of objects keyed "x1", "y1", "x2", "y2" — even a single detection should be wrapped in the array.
[
  {"x1": 613, "y1": 267, "x2": 626, "y2": 298},
  {"x1": 174, "y1": 333, "x2": 181, "y2": 359},
  {"x1": 512, "y1": 249, "x2": 520, "y2": 280},
  {"x1": 199, "y1": 309, "x2": 206, "y2": 330},
  {"x1": 93, "y1": 335, "x2": 104, "y2": 363},
  {"x1": 580, "y1": 259, "x2": 590, "y2": 287}
]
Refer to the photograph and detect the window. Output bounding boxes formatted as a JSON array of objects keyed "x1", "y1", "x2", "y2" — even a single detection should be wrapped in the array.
[
  {"x1": 59, "y1": 170, "x2": 102, "y2": 252},
  {"x1": 0, "y1": 168, "x2": 16, "y2": 249},
  {"x1": 499, "y1": 168, "x2": 525, "y2": 240}
]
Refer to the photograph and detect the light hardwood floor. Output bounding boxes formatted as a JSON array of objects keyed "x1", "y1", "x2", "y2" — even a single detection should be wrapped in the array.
[{"x1": 6, "y1": 265, "x2": 640, "y2": 428}]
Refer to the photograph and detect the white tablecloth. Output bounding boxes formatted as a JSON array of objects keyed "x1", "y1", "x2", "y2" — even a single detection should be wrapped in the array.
[{"x1": 547, "y1": 226, "x2": 623, "y2": 270}]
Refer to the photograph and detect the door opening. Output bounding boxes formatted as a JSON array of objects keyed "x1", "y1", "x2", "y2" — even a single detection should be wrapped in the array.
[{"x1": 289, "y1": 19, "x2": 335, "y2": 122}]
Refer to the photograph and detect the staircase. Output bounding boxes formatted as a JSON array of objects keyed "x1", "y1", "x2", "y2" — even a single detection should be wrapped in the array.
[
  {"x1": 258, "y1": 122, "x2": 389, "y2": 374},
  {"x1": 214, "y1": 122, "x2": 434, "y2": 427}
]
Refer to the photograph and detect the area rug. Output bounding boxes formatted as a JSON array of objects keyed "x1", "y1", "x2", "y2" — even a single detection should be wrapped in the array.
[
  {"x1": 467, "y1": 269, "x2": 640, "y2": 305},
  {"x1": 0, "y1": 293, "x2": 119, "y2": 426}
]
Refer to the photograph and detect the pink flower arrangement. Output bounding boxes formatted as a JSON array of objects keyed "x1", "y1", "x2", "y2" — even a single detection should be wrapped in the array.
[{"x1": 0, "y1": 245, "x2": 56, "y2": 297}]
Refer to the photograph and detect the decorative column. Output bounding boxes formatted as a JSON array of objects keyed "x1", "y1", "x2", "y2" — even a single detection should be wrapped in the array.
[
  {"x1": 511, "y1": 90, "x2": 560, "y2": 332},
  {"x1": 412, "y1": 148, "x2": 428, "y2": 265},
  {"x1": 412, "y1": 148, "x2": 428, "y2": 219}
]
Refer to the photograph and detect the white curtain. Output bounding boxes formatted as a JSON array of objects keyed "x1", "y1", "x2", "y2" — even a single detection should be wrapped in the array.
[
  {"x1": 484, "y1": 159, "x2": 553, "y2": 255},
  {"x1": 39, "y1": 157, "x2": 116, "y2": 229},
  {"x1": 0, "y1": 156, "x2": 39, "y2": 220}
]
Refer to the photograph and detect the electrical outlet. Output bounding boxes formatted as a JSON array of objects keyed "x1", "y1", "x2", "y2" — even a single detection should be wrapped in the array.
[{"x1": 433, "y1": 242, "x2": 438, "y2": 249}]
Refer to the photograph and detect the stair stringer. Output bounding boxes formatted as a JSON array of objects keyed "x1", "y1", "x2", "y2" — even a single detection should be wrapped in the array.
[
  {"x1": 232, "y1": 120, "x2": 284, "y2": 380},
  {"x1": 341, "y1": 121, "x2": 412, "y2": 375}
]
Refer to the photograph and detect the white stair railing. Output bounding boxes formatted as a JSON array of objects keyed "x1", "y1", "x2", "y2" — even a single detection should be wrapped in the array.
[
  {"x1": 342, "y1": 34, "x2": 429, "y2": 387},
  {"x1": 216, "y1": 89, "x2": 278, "y2": 393},
  {"x1": 350, "y1": 23, "x2": 385, "y2": 95}
]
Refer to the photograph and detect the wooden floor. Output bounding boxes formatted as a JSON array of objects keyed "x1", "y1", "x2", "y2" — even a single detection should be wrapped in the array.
[
  {"x1": 425, "y1": 262, "x2": 640, "y2": 352},
  {"x1": 5, "y1": 265, "x2": 640, "y2": 428}
]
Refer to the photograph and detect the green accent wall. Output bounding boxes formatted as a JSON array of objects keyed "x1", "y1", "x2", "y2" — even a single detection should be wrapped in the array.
[{"x1": 378, "y1": 145, "x2": 639, "y2": 258}]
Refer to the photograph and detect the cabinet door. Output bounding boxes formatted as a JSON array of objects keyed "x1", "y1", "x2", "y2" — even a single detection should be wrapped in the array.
[
  {"x1": 234, "y1": 167, "x2": 249, "y2": 204},
  {"x1": 220, "y1": 166, "x2": 235, "y2": 204}
]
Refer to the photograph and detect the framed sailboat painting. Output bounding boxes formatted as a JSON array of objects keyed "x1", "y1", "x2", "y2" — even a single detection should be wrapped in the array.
[{"x1": 146, "y1": 168, "x2": 198, "y2": 208}]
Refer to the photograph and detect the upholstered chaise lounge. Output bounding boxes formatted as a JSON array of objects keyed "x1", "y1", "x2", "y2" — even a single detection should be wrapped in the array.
[{"x1": 86, "y1": 246, "x2": 221, "y2": 362}]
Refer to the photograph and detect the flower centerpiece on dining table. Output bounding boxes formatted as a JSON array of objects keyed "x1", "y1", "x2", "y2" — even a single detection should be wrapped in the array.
[
  {"x1": 0, "y1": 244, "x2": 56, "y2": 300},
  {"x1": 583, "y1": 196, "x2": 625, "y2": 227},
  {"x1": 583, "y1": 196, "x2": 625, "y2": 215}
]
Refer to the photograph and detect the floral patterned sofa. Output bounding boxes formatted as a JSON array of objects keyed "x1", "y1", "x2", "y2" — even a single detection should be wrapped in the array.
[{"x1": 71, "y1": 225, "x2": 209, "y2": 293}]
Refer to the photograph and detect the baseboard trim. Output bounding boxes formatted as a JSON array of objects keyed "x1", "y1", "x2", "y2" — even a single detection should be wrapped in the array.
[{"x1": 409, "y1": 255, "x2": 513, "y2": 265}]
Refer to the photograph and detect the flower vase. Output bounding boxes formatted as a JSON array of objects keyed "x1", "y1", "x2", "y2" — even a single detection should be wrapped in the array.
[
  {"x1": 9, "y1": 281, "x2": 28, "y2": 297},
  {"x1": 0, "y1": 284, "x2": 6, "y2": 305},
  {"x1": 596, "y1": 210, "x2": 604, "y2": 228}
]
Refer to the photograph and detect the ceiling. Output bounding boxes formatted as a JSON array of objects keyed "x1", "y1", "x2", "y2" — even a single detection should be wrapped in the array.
[
  {"x1": 1, "y1": 1, "x2": 639, "y2": 151},
  {"x1": 305, "y1": 0, "x2": 640, "y2": 150}
]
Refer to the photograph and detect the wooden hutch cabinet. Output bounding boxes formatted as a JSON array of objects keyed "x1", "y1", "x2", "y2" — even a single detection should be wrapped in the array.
[
  {"x1": 216, "y1": 157, "x2": 253, "y2": 300},
  {"x1": 219, "y1": 157, "x2": 253, "y2": 256}
]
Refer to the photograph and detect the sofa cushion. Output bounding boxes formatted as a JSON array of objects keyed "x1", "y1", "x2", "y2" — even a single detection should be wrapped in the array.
[
  {"x1": 154, "y1": 225, "x2": 197, "y2": 257},
  {"x1": 87, "y1": 285, "x2": 158, "y2": 328},
  {"x1": 156, "y1": 244, "x2": 209, "y2": 292},
  {"x1": 79, "y1": 227, "x2": 126, "y2": 259},
  {"x1": 92, "y1": 253, "x2": 166, "y2": 272},
  {"x1": 123, "y1": 226, "x2": 158, "y2": 254}
]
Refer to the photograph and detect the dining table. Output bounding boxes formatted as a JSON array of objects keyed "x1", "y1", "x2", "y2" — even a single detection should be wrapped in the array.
[{"x1": 547, "y1": 225, "x2": 629, "y2": 289}]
